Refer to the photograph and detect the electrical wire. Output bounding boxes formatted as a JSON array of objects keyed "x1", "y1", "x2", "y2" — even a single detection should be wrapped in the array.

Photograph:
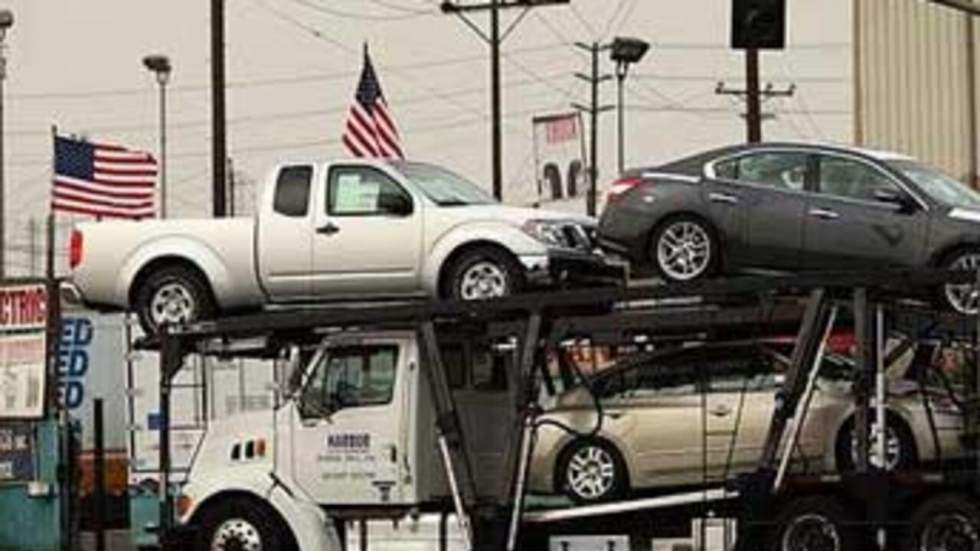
[{"x1": 289, "y1": 0, "x2": 436, "y2": 21}]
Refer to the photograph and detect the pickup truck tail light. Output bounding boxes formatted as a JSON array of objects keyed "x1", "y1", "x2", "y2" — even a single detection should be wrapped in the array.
[
  {"x1": 69, "y1": 230, "x2": 83, "y2": 269},
  {"x1": 606, "y1": 176, "x2": 644, "y2": 204}
]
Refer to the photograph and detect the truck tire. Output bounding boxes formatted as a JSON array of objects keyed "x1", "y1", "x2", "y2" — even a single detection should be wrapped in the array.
[
  {"x1": 134, "y1": 265, "x2": 216, "y2": 335},
  {"x1": 901, "y1": 493, "x2": 980, "y2": 551},
  {"x1": 768, "y1": 496, "x2": 860, "y2": 551},
  {"x1": 193, "y1": 497, "x2": 297, "y2": 551},
  {"x1": 445, "y1": 246, "x2": 524, "y2": 301}
]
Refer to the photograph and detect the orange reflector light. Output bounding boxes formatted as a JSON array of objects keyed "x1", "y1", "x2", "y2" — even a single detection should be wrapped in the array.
[
  {"x1": 176, "y1": 494, "x2": 193, "y2": 517},
  {"x1": 256, "y1": 438, "x2": 267, "y2": 457}
]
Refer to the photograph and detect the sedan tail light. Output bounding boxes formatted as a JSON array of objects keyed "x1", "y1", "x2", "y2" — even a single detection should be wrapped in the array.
[
  {"x1": 606, "y1": 176, "x2": 644, "y2": 204},
  {"x1": 69, "y1": 230, "x2": 83, "y2": 269}
]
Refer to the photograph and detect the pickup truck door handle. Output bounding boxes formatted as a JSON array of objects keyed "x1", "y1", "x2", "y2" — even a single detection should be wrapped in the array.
[
  {"x1": 316, "y1": 222, "x2": 340, "y2": 235},
  {"x1": 808, "y1": 208, "x2": 840, "y2": 220},
  {"x1": 708, "y1": 192, "x2": 739, "y2": 205}
]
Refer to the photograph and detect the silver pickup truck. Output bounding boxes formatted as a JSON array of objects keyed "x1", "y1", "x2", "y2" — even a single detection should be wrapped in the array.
[{"x1": 67, "y1": 160, "x2": 620, "y2": 333}]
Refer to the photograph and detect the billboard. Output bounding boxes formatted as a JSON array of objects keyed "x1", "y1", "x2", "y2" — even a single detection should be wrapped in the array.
[
  {"x1": 0, "y1": 283, "x2": 48, "y2": 420},
  {"x1": 531, "y1": 112, "x2": 588, "y2": 212}
]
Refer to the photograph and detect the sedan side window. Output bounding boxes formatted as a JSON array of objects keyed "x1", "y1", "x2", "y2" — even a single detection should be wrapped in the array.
[
  {"x1": 328, "y1": 167, "x2": 413, "y2": 217},
  {"x1": 817, "y1": 156, "x2": 902, "y2": 203},
  {"x1": 715, "y1": 152, "x2": 808, "y2": 191}
]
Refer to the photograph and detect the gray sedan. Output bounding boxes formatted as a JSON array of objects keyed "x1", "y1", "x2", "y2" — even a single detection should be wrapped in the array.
[{"x1": 598, "y1": 142, "x2": 980, "y2": 312}]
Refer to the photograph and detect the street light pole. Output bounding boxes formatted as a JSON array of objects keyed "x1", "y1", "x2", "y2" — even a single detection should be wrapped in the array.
[
  {"x1": 0, "y1": 10, "x2": 14, "y2": 279},
  {"x1": 143, "y1": 55, "x2": 171, "y2": 219},
  {"x1": 609, "y1": 37, "x2": 650, "y2": 176}
]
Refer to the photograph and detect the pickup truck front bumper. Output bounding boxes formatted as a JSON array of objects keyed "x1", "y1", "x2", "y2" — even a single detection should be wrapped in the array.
[{"x1": 519, "y1": 250, "x2": 627, "y2": 289}]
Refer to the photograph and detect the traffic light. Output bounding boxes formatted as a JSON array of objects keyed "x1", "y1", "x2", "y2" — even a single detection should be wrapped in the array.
[{"x1": 731, "y1": 0, "x2": 786, "y2": 50}]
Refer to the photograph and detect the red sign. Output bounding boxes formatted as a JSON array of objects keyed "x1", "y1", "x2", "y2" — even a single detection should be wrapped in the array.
[
  {"x1": 544, "y1": 116, "x2": 579, "y2": 144},
  {"x1": 0, "y1": 285, "x2": 47, "y2": 332}
]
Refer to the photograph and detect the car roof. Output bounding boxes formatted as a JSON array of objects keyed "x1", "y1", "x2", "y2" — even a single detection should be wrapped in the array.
[{"x1": 633, "y1": 142, "x2": 914, "y2": 176}]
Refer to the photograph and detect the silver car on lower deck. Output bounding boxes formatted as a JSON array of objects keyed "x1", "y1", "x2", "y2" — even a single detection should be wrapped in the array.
[{"x1": 528, "y1": 341, "x2": 965, "y2": 503}]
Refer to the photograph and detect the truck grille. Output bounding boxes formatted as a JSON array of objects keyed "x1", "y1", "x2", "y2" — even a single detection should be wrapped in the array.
[{"x1": 561, "y1": 224, "x2": 595, "y2": 251}]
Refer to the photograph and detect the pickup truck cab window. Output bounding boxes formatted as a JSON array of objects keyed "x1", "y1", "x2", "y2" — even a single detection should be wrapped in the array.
[
  {"x1": 299, "y1": 345, "x2": 398, "y2": 417},
  {"x1": 327, "y1": 166, "x2": 413, "y2": 216},
  {"x1": 273, "y1": 165, "x2": 313, "y2": 217}
]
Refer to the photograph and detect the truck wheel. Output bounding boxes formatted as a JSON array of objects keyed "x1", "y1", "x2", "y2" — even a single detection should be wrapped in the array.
[
  {"x1": 557, "y1": 438, "x2": 629, "y2": 504},
  {"x1": 193, "y1": 497, "x2": 297, "y2": 551},
  {"x1": 769, "y1": 496, "x2": 859, "y2": 551},
  {"x1": 135, "y1": 265, "x2": 216, "y2": 335},
  {"x1": 445, "y1": 246, "x2": 524, "y2": 301},
  {"x1": 901, "y1": 493, "x2": 980, "y2": 551}
]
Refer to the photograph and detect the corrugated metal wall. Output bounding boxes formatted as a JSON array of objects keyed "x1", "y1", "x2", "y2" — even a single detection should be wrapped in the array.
[{"x1": 855, "y1": 0, "x2": 977, "y2": 185}]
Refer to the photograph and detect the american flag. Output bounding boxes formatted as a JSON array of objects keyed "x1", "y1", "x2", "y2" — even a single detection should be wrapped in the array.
[
  {"x1": 51, "y1": 136, "x2": 158, "y2": 220},
  {"x1": 342, "y1": 46, "x2": 404, "y2": 159}
]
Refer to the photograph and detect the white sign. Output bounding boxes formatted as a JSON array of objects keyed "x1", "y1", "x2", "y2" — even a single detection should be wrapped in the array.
[{"x1": 0, "y1": 283, "x2": 48, "y2": 420}]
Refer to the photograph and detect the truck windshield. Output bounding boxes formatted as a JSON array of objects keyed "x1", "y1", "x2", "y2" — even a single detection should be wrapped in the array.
[
  {"x1": 888, "y1": 159, "x2": 980, "y2": 209},
  {"x1": 392, "y1": 162, "x2": 496, "y2": 206}
]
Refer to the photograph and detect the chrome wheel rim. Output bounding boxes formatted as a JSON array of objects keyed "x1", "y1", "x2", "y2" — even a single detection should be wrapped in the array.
[
  {"x1": 781, "y1": 514, "x2": 841, "y2": 551},
  {"x1": 211, "y1": 518, "x2": 263, "y2": 551},
  {"x1": 657, "y1": 221, "x2": 711, "y2": 281},
  {"x1": 150, "y1": 282, "x2": 197, "y2": 327},
  {"x1": 566, "y1": 445, "x2": 616, "y2": 500},
  {"x1": 945, "y1": 254, "x2": 980, "y2": 314},
  {"x1": 850, "y1": 424, "x2": 902, "y2": 471},
  {"x1": 459, "y1": 261, "x2": 509, "y2": 300},
  {"x1": 920, "y1": 513, "x2": 980, "y2": 551}
]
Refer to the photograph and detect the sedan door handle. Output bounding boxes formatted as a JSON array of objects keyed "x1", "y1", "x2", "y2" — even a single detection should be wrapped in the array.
[
  {"x1": 316, "y1": 222, "x2": 340, "y2": 235},
  {"x1": 605, "y1": 410, "x2": 624, "y2": 420},
  {"x1": 708, "y1": 192, "x2": 739, "y2": 205},
  {"x1": 808, "y1": 208, "x2": 840, "y2": 220},
  {"x1": 709, "y1": 405, "x2": 732, "y2": 417}
]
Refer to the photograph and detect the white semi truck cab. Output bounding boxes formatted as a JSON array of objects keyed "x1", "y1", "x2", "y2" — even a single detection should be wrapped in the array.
[{"x1": 173, "y1": 330, "x2": 517, "y2": 551}]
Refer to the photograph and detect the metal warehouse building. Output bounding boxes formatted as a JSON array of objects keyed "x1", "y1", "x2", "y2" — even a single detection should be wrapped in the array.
[{"x1": 855, "y1": 0, "x2": 979, "y2": 186}]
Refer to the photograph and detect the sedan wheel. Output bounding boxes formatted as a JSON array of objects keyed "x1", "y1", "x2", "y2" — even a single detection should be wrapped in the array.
[
  {"x1": 944, "y1": 252, "x2": 980, "y2": 315},
  {"x1": 560, "y1": 439, "x2": 626, "y2": 503},
  {"x1": 654, "y1": 218, "x2": 715, "y2": 282}
]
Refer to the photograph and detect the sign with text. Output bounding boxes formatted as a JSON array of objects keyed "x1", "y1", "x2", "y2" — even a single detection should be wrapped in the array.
[
  {"x1": 0, "y1": 421, "x2": 35, "y2": 482},
  {"x1": 0, "y1": 283, "x2": 48, "y2": 420},
  {"x1": 531, "y1": 112, "x2": 588, "y2": 210}
]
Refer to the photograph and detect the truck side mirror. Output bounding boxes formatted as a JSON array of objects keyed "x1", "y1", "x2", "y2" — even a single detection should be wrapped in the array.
[{"x1": 379, "y1": 193, "x2": 413, "y2": 216}]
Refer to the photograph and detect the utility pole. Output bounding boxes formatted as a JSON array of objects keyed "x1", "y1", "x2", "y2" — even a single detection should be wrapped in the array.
[
  {"x1": 440, "y1": 0, "x2": 568, "y2": 201},
  {"x1": 211, "y1": 0, "x2": 227, "y2": 217},
  {"x1": 716, "y1": 69, "x2": 795, "y2": 143},
  {"x1": 573, "y1": 42, "x2": 613, "y2": 217},
  {"x1": 0, "y1": 10, "x2": 13, "y2": 279},
  {"x1": 227, "y1": 158, "x2": 235, "y2": 217}
]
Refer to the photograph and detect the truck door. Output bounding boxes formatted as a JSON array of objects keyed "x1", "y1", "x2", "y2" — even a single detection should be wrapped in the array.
[
  {"x1": 290, "y1": 339, "x2": 414, "y2": 505},
  {"x1": 309, "y1": 164, "x2": 423, "y2": 297},
  {"x1": 257, "y1": 164, "x2": 316, "y2": 300}
]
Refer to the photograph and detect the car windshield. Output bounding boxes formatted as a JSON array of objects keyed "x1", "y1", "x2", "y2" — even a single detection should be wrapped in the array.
[
  {"x1": 391, "y1": 161, "x2": 496, "y2": 206},
  {"x1": 888, "y1": 159, "x2": 980, "y2": 209}
]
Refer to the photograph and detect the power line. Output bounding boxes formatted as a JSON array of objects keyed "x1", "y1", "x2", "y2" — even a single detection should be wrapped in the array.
[{"x1": 289, "y1": 0, "x2": 435, "y2": 20}]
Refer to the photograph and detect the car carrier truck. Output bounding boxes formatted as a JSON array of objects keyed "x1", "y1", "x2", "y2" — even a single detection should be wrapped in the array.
[{"x1": 146, "y1": 270, "x2": 980, "y2": 551}]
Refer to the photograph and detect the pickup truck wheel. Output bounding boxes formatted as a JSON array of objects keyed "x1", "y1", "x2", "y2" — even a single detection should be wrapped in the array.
[
  {"x1": 193, "y1": 497, "x2": 297, "y2": 551},
  {"x1": 446, "y1": 247, "x2": 524, "y2": 301},
  {"x1": 135, "y1": 265, "x2": 216, "y2": 335}
]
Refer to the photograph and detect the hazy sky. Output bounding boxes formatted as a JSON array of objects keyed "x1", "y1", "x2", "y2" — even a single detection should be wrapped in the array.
[{"x1": 1, "y1": 0, "x2": 851, "y2": 275}]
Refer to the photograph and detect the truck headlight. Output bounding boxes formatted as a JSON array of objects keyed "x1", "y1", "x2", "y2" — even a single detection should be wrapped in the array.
[{"x1": 522, "y1": 220, "x2": 569, "y2": 248}]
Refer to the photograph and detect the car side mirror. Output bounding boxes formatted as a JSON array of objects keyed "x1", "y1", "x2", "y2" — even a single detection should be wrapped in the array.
[
  {"x1": 379, "y1": 193, "x2": 413, "y2": 216},
  {"x1": 873, "y1": 188, "x2": 916, "y2": 212}
]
